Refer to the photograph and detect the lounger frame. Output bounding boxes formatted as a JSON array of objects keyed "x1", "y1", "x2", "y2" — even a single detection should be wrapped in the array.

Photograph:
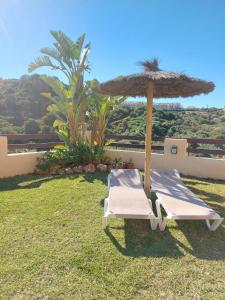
[
  {"x1": 155, "y1": 198, "x2": 223, "y2": 231},
  {"x1": 103, "y1": 172, "x2": 158, "y2": 230},
  {"x1": 151, "y1": 169, "x2": 224, "y2": 231}
]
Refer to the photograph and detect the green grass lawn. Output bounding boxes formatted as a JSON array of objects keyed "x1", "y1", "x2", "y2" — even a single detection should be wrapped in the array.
[{"x1": 0, "y1": 173, "x2": 224, "y2": 299}]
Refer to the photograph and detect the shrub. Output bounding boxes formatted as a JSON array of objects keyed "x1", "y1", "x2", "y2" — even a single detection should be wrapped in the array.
[
  {"x1": 36, "y1": 141, "x2": 106, "y2": 171},
  {"x1": 41, "y1": 124, "x2": 52, "y2": 133},
  {"x1": 112, "y1": 157, "x2": 123, "y2": 169},
  {"x1": 24, "y1": 118, "x2": 40, "y2": 134}
]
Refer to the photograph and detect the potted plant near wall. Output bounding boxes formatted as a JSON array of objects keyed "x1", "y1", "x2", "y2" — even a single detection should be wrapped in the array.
[
  {"x1": 124, "y1": 158, "x2": 135, "y2": 169},
  {"x1": 111, "y1": 157, "x2": 124, "y2": 169}
]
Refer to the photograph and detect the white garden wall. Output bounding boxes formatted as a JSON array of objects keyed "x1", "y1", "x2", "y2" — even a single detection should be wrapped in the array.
[{"x1": 1, "y1": 136, "x2": 225, "y2": 180}]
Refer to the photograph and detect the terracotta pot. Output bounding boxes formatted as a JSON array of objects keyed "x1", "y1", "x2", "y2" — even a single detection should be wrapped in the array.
[{"x1": 125, "y1": 163, "x2": 135, "y2": 169}]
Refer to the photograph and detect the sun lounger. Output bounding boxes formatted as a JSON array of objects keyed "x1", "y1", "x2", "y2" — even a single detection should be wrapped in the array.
[
  {"x1": 103, "y1": 169, "x2": 158, "y2": 230},
  {"x1": 151, "y1": 169, "x2": 224, "y2": 231}
]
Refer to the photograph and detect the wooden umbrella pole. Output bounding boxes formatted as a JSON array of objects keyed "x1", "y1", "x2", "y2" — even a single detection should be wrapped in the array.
[{"x1": 144, "y1": 82, "x2": 153, "y2": 195}]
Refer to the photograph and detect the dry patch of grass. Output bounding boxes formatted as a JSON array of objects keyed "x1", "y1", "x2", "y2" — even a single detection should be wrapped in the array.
[{"x1": 0, "y1": 174, "x2": 224, "y2": 299}]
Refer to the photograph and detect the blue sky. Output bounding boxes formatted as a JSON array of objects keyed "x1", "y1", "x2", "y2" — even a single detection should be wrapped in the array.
[{"x1": 0, "y1": 0, "x2": 225, "y2": 107}]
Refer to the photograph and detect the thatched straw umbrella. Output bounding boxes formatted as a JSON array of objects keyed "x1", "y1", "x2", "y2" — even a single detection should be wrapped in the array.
[{"x1": 97, "y1": 59, "x2": 214, "y2": 195}]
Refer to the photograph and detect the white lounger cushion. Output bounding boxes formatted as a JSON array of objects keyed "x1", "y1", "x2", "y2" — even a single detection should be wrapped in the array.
[
  {"x1": 108, "y1": 169, "x2": 154, "y2": 219},
  {"x1": 151, "y1": 169, "x2": 221, "y2": 220}
]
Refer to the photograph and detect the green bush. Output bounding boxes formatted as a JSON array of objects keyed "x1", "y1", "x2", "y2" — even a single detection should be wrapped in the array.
[
  {"x1": 40, "y1": 124, "x2": 52, "y2": 133},
  {"x1": 36, "y1": 142, "x2": 105, "y2": 170},
  {"x1": 24, "y1": 118, "x2": 40, "y2": 134}
]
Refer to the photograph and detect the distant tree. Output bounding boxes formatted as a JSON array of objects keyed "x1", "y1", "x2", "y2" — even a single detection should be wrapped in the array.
[
  {"x1": 24, "y1": 119, "x2": 40, "y2": 134},
  {"x1": 0, "y1": 117, "x2": 21, "y2": 134},
  {"x1": 42, "y1": 112, "x2": 56, "y2": 126},
  {"x1": 41, "y1": 125, "x2": 52, "y2": 133}
]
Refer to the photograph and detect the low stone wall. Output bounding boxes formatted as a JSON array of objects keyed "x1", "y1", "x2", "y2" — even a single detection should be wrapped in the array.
[
  {"x1": 1, "y1": 136, "x2": 225, "y2": 180},
  {"x1": 106, "y1": 150, "x2": 225, "y2": 180},
  {"x1": 0, "y1": 136, "x2": 44, "y2": 178},
  {"x1": 106, "y1": 138, "x2": 225, "y2": 181}
]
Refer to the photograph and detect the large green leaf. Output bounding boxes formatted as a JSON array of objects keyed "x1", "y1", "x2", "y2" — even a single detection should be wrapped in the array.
[
  {"x1": 57, "y1": 129, "x2": 69, "y2": 144},
  {"x1": 76, "y1": 34, "x2": 86, "y2": 52},
  {"x1": 53, "y1": 119, "x2": 66, "y2": 128},
  {"x1": 50, "y1": 30, "x2": 74, "y2": 58},
  {"x1": 40, "y1": 47, "x2": 61, "y2": 62},
  {"x1": 41, "y1": 76, "x2": 66, "y2": 103},
  {"x1": 28, "y1": 56, "x2": 58, "y2": 73},
  {"x1": 79, "y1": 44, "x2": 91, "y2": 71}
]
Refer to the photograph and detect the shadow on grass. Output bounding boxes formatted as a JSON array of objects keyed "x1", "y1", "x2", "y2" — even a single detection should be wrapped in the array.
[
  {"x1": 105, "y1": 218, "x2": 225, "y2": 260},
  {"x1": 100, "y1": 198, "x2": 105, "y2": 207},
  {"x1": 182, "y1": 175, "x2": 225, "y2": 185},
  {"x1": 0, "y1": 173, "x2": 107, "y2": 191},
  {"x1": 105, "y1": 219, "x2": 184, "y2": 258},
  {"x1": 77, "y1": 172, "x2": 107, "y2": 185},
  {"x1": 174, "y1": 220, "x2": 225, "y2": 260},
  {"x1": 0, "y1": 175, "x2": 61, "y2": 191}
]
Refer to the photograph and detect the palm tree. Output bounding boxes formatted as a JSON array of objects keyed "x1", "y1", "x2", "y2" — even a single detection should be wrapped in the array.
[
  {"x1": 28, "y1": 31, "x2": 91, "y2": 142},
  {"x1": 41, "y1": 75, "x2": 92, "y2": 143},
  {"x1": 89, "y1": 94, "x2": 126, "y2": 146},
  {"x1": 28, "y1": 31, "x2": 90, "y2": 83}
]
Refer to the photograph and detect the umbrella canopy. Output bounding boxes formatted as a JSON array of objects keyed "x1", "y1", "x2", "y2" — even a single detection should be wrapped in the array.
[
  {"x1": 97, "y1": 59, "x2": 215, "y2": 195},
  {"x1": 97, "y1": 59, "x2": 214, "y2": 97}
]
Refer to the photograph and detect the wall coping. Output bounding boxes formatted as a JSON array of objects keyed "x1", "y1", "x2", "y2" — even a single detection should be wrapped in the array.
[{"x1": 8, "y1": 151, "x2": 46, "y2": 157}]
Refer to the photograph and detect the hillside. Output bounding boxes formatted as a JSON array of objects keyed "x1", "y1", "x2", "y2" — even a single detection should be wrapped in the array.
[
  {"x1": 0, "y1": 75, "x2": 224, "y2": 138},
  {"x1": 107, "y1": 105, "x2": 225, "y2": 139},
  {"x1": 0, "y1": 74, "x2": 54, "y2": 134}
]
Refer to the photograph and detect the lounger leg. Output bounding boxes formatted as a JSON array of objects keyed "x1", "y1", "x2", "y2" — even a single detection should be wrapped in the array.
[
  {"x1": 155, "y1": 199, "x2": 166, "y2": 231},
  {"x1": 206, "y1": 219, "x2": 223, "y2": 231},
  {"x1": 148, "y1": 199, "x2": 158, "y2": 230},
  {"x1": 103, "y1": 198, "x2": 109, "y2": 229},
  {"x1": 150, "y1": 219, "x2": 157, "y2": 230}
]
